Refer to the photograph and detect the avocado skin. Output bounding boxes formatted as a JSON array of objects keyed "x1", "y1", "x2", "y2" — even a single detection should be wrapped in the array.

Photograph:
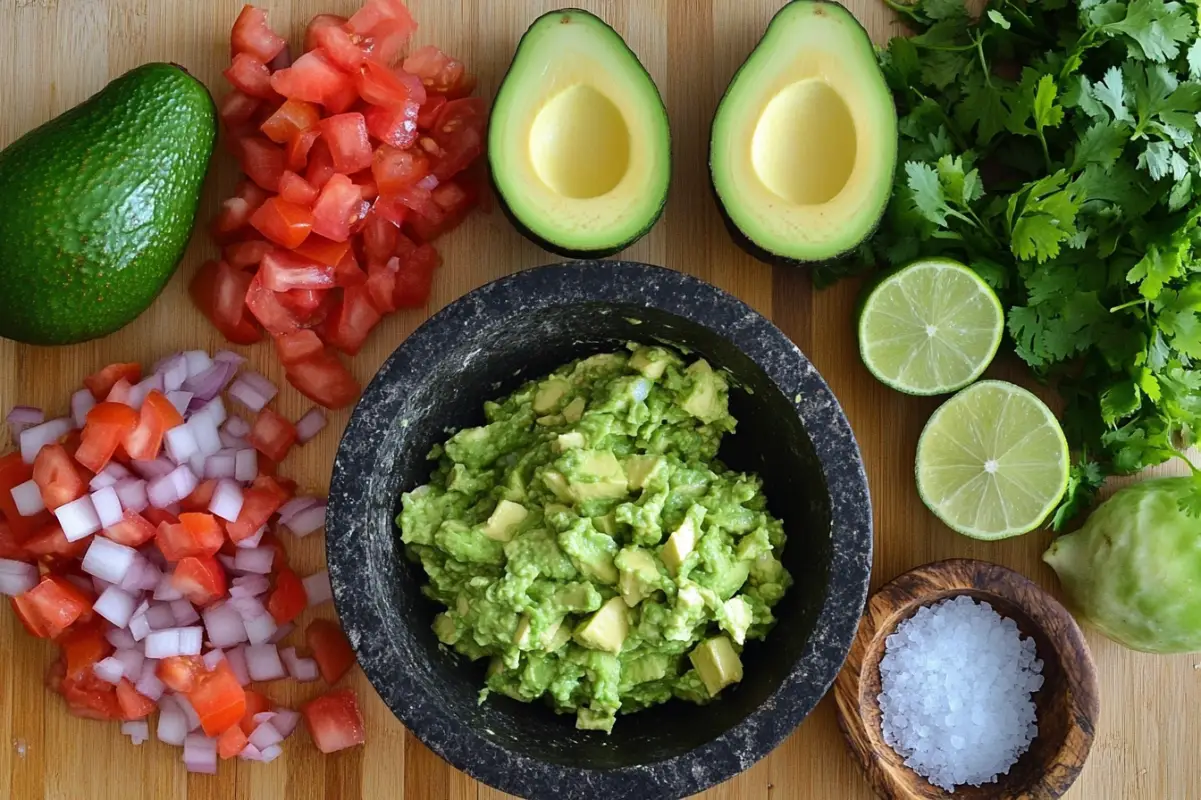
[
  {"x1": 707, "y1": 0, "x2": 892, "y2": 269},
  {"x1": 489, "y1": 8, "x2": 670, "y2": 260},
  {"x1": 0, "y1": 63, "x2": 216, "y2": 345}
]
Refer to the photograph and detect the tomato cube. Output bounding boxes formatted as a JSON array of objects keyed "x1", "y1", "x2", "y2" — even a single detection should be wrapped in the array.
[
  {"x1": 17, "y1": 575, "x2": 92, "y2": 638},
  {"x1": 0, "y1": 453, "x2": 49, "y2": 540},
  {"x1": 304, "y1": 140, "x2": 337, "y2": 190},
  {"x1": 189, "y1": 661, "x2": 247, "y2": 737},
  {"x1": 224, "y1": 477, "x2": 288, "y2": 542},
  {"x1": 116, "y1": 679, "x2": 157, "y2": 720},
  {"x1": 278, "y1": 170, "x2": 319, "y2": 207},
  {"x1": 223, "y1": 239, "x2": 273, "y2": 269},
  {"x1": 293, "y1": 235, "x2": 352, "y2": 267},
  {"x1": 373, "y1": 146, "x2": 429, "y2": 194},
  {"x1": 311, "y1": 18, "x2": 367, "y2": 72},
  {"x1": 320, "y1": 114, "x2": 373, "y2": 174},
  {"x1": 239, "y1": 689, "x2": 271, "y2": 735},
  {"x1": 172, "y1": 555, "x2": 227, "y2": 607},
  {"x1": 245, "y1": 272, "x2": 301, "y2": 335},
  {"x1": 393, "y1": 184, "x2": 444, "y2": 224},
  {"x1": 238, "y1": 136, "x2": 287, "y2": 192},
  {"x1": 403, "y1": 45, "x2": 473, "y2": 97},
  {"x1": 429, "y1": 97, "x2": 486, "y2": 180},
  {"x1": 218, "y1": 723, "x2": 249, "y2": 759},
  {"x1": 272, "y1": 50, "x2": 354, "y2": 108},
  {"x1": 310, "y1": 174, "x2": 364, "y2": 242},
  {"x1": 334, "y1": 251, "x2": 368, "y2": 286},
  {"x1": 224, "y1": 53, "x2": 277, "y2": 100},
  {"x1": 250, "y1": 197, "x2": 314, "y2": 249},
  {"x1": 102, "y1": 510, "x2": 157, "y2": 547},
  {"x1": 357, "y1": 61, "x2": 423, "y2": 108},
  {"x1": 261, "y1": 99, "x2": 321, "y2": 145},
  {"x1": 231, "y1": 5, "x2": 287, "y2": 63},
  {"x1": 303, "y1": 689, "x2": 365, "y2": 753},
  {"x1": 273, "y1": 329, "x2": 324, "y2": 366},
  {"x1": 364, "y1": 102, "x2": 420, "y2": 150},
  {"x1": 267, "y1": 567, "x2": 308, "y2": 624},
  {"x1": 219, "y1": 90, "x2": 261, "y2": 128},
  {"x1": 249, "y1": 409, "x2": 298, "y2": 462},
  {"x1": 306, "y1": 618, "x2": 357, "y2": 684},
  {"x1": 191, "y1": 260, "x2": 263, "y2": 346},
  {"x1": 123, "y1": 390, "x2": 183, "y2": 461},
  {"x1": 348, "y1": 0, "x2": 417, "y2": 66},
  {"x1": 394, "y1": 244, "x2": 440, "y2": 308},
  {"x1": 322, "y1": 286, "x2": 382, "y2": 357},
  {"x1": 156, "y1": 512, "x2": 225, "y2": 561},
  {"x1": 60, "y1": 620, "x2": 112, "y2": 679},
  {"x1": 417, "y1": 95, "x2": 447, "y2": 131},
  {"x1": 76, "y1": 402, "x2": 139, "y2": 474},
  {"x1": 304, "y1": 13, "x2": 348, "y2": 52},
  {"x1": 157, "y1": 655, "x2": 206, "y2": 693},
  {"x1": 286, "y1": 128, "x2": 322, "y2": 173},
  {"x1": 366, "y1": 258, "x2": 400, "y2": 314},
  {"x1": 22, "y1": 521, "x2": 89, "y2": 560},
  {"x1": 84, "y1": 363, "x2": 142, "y2": 400},
  {"x1": 260, "y1": 250, "x2": 336, "y2": 292},
  {"x1": 284, "y1": 349, "x2": 361, "y2": 410},
  {"x1": 276, "y1": 288, "x2": 329, "y2": 323},
  {"x1": 33, "y1": 444, "x2": 86, "y2": 512}
]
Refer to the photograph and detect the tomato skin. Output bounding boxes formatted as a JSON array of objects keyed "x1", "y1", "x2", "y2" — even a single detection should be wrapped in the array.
[
  {"x1": 172, "y1": 555, "x2": 228, "y2": 607},
  {"x1": 293, "y1": 235, "x2": 351, "y2": 267},
  {"x1": 224, "y1": 53, "x2": 277, "y2": 100},
  {"x1": 33, "y1": 444, "x2": 87, "y2": 512},
  {"x1": 366, "y1": 258, "x2": 400, "y2": 314},
  {"x1": 356, "y1": 61, "x2": 420, "y2": 108},
  {"x1": 238, "y1": 136, "x2": 287, "y2": 192},
  {"x1": 273, "y1": 329, "x2": 325, "y2": 366},
  {"x1": 84, "y1": 363, "x2": 142, "y2": 400},
  {"x1": 302, "y1": 689, "x2": 365, "y2": 753},
  {"x1": 181, "y1": 479, "x2": 218, "y2": 514},
  {"x1": 272, "y1": 50, "x2": 354, "y2": 108},
  {"x1": 240, "y1": 689, "x2": 272, "y2": 735},
  {"x1": 429, "y1": 97, "x2": 487, "y2": 180},
  {"x1": 218, "y1": 723, "x2": 249, "y2": 759},
  {"x1": 348, "y1": 0, "x2": 417, "y2": 65},
  {"x1": 0, "y1": 453, "x2": 51, "y2": 539},
  {"x1": 278, "y1": 170, "x2": 319, "y2": 206},
  {"x1": 58, "y1": 669, "x2": 123, "y2": 720},
  {"x1": 416, "y1": 95, "x2": 447, "y2": 130},
  {"x1": 260, "y1": 250, "x2": 336, "y2": 291},
  {"x1": 225, "y1": 478, "x2": 288, "y2": 542},
  {"x1": 311, "y1": 19, "x2": 368, "y2": 72},
  {"x1": 249, "y1": 409, "x2": 299, "y2": 463},
  {"x1": 189, "y1": 661, "x2": 248, "y2": 737},
  {"x1": 364, "y1": 102, "x2": 420, "y2": 150},
  {"x1": 0, "y1": 520, "x2": 30, "y2": 561},
  {"x1": 231, "y1": 4, "x2": 287, "y2": 63},
  {"x1": 304, "y1": 14, "x2": 349, "y2": 52},
  {"x1": 103, "y1": 509, "x2": 157, "y2": 547},
  {"x1": 191, "y1": 260, "x2": 263, "y2": 345},
  {"x1": 123, "y1": 390, "x2": 183, "y2": 461},
  {"x1": 116, "y1": 678, "x2": 157, "y2": 720},
  {"x1": 60, "y1": 619, "x2": 112, "y2": 679},
  {"x1": 393, "y1": 244, "x2": 440, "y2": 308},
  {"x1": 16, "y1": 575, "x2": 92, "y2": 639},
  {"x1": 245, "y1": 272, "x2": 302, "y2": 335},
  {"x1": 157, "y1": 655, "x2": 207, "y2": 693},
  {"x1": 310, "y1": 174, "x2": 364, "y2": 242},
  {"x1": 286, "y1": 128, "x2": 322, "y2": 173},
  {"x1": 156, "y1": 513, "x2": 225, "y2": 562},
  {"x1": 408, "y1": 180, "x2": 475, "y2": 241},
  {"x1": 323, "y1": 286, "x2": 382, "y2": 357},
  {"x1": 319, "y1": 114, "x2": 373, "y2": 174},
  {"x1": 250, "y1": 196, "x2": 314, "y2": 249},
  {"x1": 267, "y1": 567, "x2": 308, "y2": 624},
  {"x1": 285, "y1": 349, "x2": 361, "y2": 410},
  {"x1": 304, "y1": 140, "x2": 337, "y2": 191},
  {"x1": 76, "y1": 402, "x2": 139, "y2": 474},
  {"x1": 219, "y1": 90, "x2": 261, "y2": 128},
  {"x1": 403, "y1": 45, "x2": 473, "y2": 97},
  {"x1": 260, "y1": 99, "x2": 321, "y2": 144},
  {"x1": 306, "y1": 619, "x2": 356, "y2": 684}
]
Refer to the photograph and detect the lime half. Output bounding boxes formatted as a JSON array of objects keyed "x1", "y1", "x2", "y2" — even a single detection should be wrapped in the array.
[
  {"x1": 858, "y1": 258, "x2": 1003, "y2": 395},
  {"x1": 916, "y1": 380, "x2": 1069, "y2": 540}
]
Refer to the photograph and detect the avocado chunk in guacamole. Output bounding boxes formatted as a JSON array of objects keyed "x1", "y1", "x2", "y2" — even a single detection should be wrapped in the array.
[{"x1": 398, "y1": 345, "x2": 793, "y2": 733}]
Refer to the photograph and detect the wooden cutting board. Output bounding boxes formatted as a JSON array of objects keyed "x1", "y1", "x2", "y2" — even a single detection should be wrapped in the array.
[{"x1": 0, "y1": 1, "x2": 1194, "y2": 798}]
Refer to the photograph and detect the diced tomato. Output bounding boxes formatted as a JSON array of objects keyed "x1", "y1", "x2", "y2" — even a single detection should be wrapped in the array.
[
  {"x1": 357, "y1": 61, "x2": 419, "y2": 108},
  {"x1": 373, "y1": 146, "x2": 429, "y2": 195},
  {"x1": 310, "y1": 174, "x2": 364, "y2": 242},
  {"x1": 272, "y1": 50, "x2": 355, "y2": 108},
  {"x1": 304, "y1": 140, "x2": 337, "y2": 191},
  {"x1": 416, "y1": 95, "x2": 447, "y2": 130},
  {"x1": 223, "y1": 239, "x2": 274, "y2": 269},
  {"x1": 249, "y1": 409, "x2": 298, "y2": 462},
  {"x1": 323, "y1": 77, "x2": 361, "y2": 115},
  {"x1": 293, "y1": 235, "x2": 352, "y2": 267},
  {"x1": 334, "y1": 251, "x2": 368, "y2": 286},
  {"x1": 0, "y1": 453, "x2": 50, "y2": 539},
  {"x1": 260, "y1": 250, "x2": 336, "y2": 292},
  {"x1": 306, "y1": 618, "x2": 356, "y2": 684},
  {"x1": 302, "y1": 689, "x2": 365, "y2": 753},
  {"x1": 278, "y1": 289, "x2": 330, "y2": 324},
  {"x1": 408, "y1": 179, "x2": 474, "y2": 241},
  {"x1": 219, "y1": 90, "x2": 261, "y2": 128},
  {"x1": 364, "y1": 102, "x2": 421, "y2": 150},
  {"x1": 361, "y1": 212, "x2": 400, "y2": 263},
  {"x1": 278, "y1": 170, "x2": 319, "y2": 206},
  {"x1": 239, "y1": 688, "x2": 271, "y2": 735},
  {"x1": 84, "y1": 363, "x2": 142, "y2": 400},
  {"x1": 429, "y1": 97, "x2": 486, "y2": 180},
  {"x1": 250, "y1": 197, "x2": 313, "y2": 249},
  {"x1": 273, "y1": 330, "x2": 325, "y2": 366},
  {"x1": 284, "y1": 349, "x2": 361, "y2": 410},
  {"x1": 16, "y1": 575, "x2": 91, "y2": 639},
  {"x1": 395, "y1": 185, "x2": 444, "y2": 227},
  {"x1": 365, "y1": 258, "x2": 399, "y2": 314},
  {"x1": 59, "y1": 670, "x2": 123, "y2": 720},
  {"x1": 267, "y1": 567, "x2": 308, "y2": 625},
  {"x1": 238, "y1": 136, "x2": 287, "y2": 192},
  {"x1": 190, "y1": 661, "x2": 248, "y2": 737},
  {"x1": 22, "y1": 522, "x2": 89, "y2": 560},
  {"x1": 224, "y1": 53, "x2": 277, "y2": 100},
  {"x1": 351, "y1": 171, "x2": 379, "y2": 201},
  {"x1": 0, "y1": 520, "x2": 29, "y2": 561},
  {"x1": 319, "y1": 114, "x2": 373, "y2": 174},
  {"x1": 218, "y1": 723, "x2": 249, "y2": 759},
  {"x1": 191, "y1": 260, "x2": 263, "y2": 346},
  {"x1": 394, "y1": 243, "x2": 440, "y2": 308},
  {"x1": 75, "y1": 402, "x2": 139, "y2": 474},
  {"x1": 244, "y1": 272, "x2": 301, "y2": 335},
  {"x1": 180, "y1": 479, "x2": 218, "y2": 514},
  {"x1": 322, "y1": 286, "x2": 381, "y2": 357},
  {"x1": 311, "y1": 19, "x2": 368, "y2": 72},
  {"x1": 102, "y1": 509, "x2": 157, "y2": 547},
  {"x1": 157, "y1": 655, "x2": 207, "y2": 693},
  {"x1": 123, "y1": 390, "x2": 183, "y2": 461},
  {"x1": 270, "y1": 44, "x2": 293, "y2": 71},
  {"x1": 172, "y1": 555, "x2": 227, "y2": 607},
  {"x1": 261, "y1": 99, "x2": 321, "y2": 145},
  {"x1": 231, "y1": 4, "x2": 287, "y2": 63},
  {"x1": 286, "y1": 129, "x2": 322, "y2": 173},
  {"x1": 115, "y1": 678, "x2": 157, "y2": 720},
  {"x1": 157, "y1": 512, "x2": 224, "y2": 562},
  {"x1": 12, "y1": 594, "x2": 49, "y2": 637},
  {"x1": 403, "y1": 45, "x2": 474, "y2": 98},
  {"x1": 59, "y1": 619, "x2": 111, "y2": 680},
  {"x1": 32, "y1": 444, "x2": 86, "y2": 512},
  {"x1": 304, "y1": 13, "x2": 348, "y2": 51},
  {"x1": 211, "y1": 197, "x2": 258, "y2": 243},
  {"x1": 348, "y1": 0, "x2": 418, "y2": 66},
  {"x1": 225, "y1": 478, "x2": 288, "y2": 542}
]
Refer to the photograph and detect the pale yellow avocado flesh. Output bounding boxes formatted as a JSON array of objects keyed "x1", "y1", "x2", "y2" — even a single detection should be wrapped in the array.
[
  {"x1": 490, "y1": 10, "x2": 671, "y2": 252},
  {"x1": 711, "y1": 1, "x2": 897, "y2": 261}
]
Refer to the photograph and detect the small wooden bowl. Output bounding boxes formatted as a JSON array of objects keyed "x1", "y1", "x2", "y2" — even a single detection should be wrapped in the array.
[{"x1": 834, "y1": 558, "x2": 1099, "y2": 800}]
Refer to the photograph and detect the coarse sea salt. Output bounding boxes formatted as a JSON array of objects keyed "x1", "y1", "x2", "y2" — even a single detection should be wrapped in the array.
[{"x1": 877, "y1": 595, "x2": 1044, "y2": 792}]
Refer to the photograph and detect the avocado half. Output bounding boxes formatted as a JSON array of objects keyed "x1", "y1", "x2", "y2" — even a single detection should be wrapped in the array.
[
  {"x1": 489, "y1": 9, "x2": 671, "y2": 259},
  {"x1": 709, "y1": 0, "x2": 897, "y2": 266}
]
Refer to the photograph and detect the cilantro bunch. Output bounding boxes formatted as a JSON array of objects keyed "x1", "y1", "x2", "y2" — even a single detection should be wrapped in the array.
[{"x1": 828, "y1": 0, "x2": 1201, "y2": 526}]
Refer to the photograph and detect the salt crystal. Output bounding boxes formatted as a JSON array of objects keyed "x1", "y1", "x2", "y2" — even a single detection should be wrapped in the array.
[{"x1": 877, "y1": 595, "x2": 1042, "y2": 792}]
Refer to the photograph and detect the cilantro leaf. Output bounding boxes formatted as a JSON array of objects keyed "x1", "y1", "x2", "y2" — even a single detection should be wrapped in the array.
[
  {"x1": 1070, "y1": 121, "x2": 1130, "y2": 170},
  {"x1": 906, "y1": 161, "x2": 952, "y2": 225},
  {"x1": 1100, "y1": 379, "x2": 1142, "y2": 424},
  {"x1": 923, "y1": 0, "x2": 969, "y2": 21},
  {"x1": 1189, "y1": 40, "x2": 1201, "y2": 79},
  {"x1": 1050, "y1": 459, "x2": 1105, "y2": 530},
  {"x1": 1105, "y1": 0, "x2": 1195, "y2": 62}
]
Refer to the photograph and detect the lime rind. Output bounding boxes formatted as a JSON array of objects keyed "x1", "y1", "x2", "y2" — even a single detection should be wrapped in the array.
[
  {"x1": 858, "y1": 258, "x2": 1004, "y2": 396},
  {"x1": 915, "y1": 380, "x2": 1069, "y2": 540}
]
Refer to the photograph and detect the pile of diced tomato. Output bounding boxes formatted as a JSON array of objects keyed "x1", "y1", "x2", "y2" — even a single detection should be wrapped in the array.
[{"x1": 192, "y1": 0, "x2": 485, "y2": 409}]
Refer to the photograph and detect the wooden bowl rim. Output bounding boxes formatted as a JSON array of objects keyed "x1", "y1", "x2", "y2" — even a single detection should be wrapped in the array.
[{"x1": 833, "y1": 558, "x2": 1100, "y2": 800}]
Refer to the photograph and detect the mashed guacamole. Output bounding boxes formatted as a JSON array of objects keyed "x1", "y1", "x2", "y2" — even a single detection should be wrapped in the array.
[{"x1": 398, "y1": 345, "x2": 792, "y2": 733}]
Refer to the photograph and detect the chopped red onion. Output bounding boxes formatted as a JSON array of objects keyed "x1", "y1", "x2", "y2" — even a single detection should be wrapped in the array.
[
  {"x1": 176, "y1": 694, "x2": 202, "y2": 731},
  {"x1": 267, "y1": 621, "x2": 294, "y2": 644},
  {"x1": 230, "y1": 594, "x2": 266, "y2": 619},
  {"x1": 56, "y1": 495, "x2": 102, "y2": 541},
  {"x1": 252, "y1": 711, "x2": 276, "y2": 726},
  {"x1": 248, "y1": 721, "x2": 283, "y2": 749},
  {"x1": 93, "y1": 657, "x2": 126, "y2": 684},
  {"x1": 187, "y1": 451, "x2": 207, "y2": 479},
  {"x1": 118, "y1": 555, "x2": 161, "y2": 593},
  {"x1": 235, "y1": 524, "x2": 267, "y2": 549},
  {"x1": 217, "y1": 553, "x2": 238, "y2": 573},
  {"x1": 91, "y1": 576, "x2": 111, "y2": 596},
  {"x1": 278, "y1": 496, "x2": 318, "y2": 525},
  {"x1": 259, "y1": 743, "x2": 283, "y2": 763},
  {"x1": 90, "y1": 486, "x2": 123, "y2": 528},
  {"x1": 152, "y1": 350, "x2": 181, "y2": 373},
  {"x1": 113, "y1": 478, "x2": 150, "y2": 513},
  {"x1": 223, "y1": 416, "x2": 251, "y2": 438},
  {"x1": 182, "y1": 361, "x2": 237, "y2": 402},
  {"x1": 244, "y1": 614, "x2": 278, "y2": 646},
  {"x1": 183, "y1": 350, "x2": 214, "y2": 378},
  {"x1": 190, "y1": 396, "x2": 227, "y2": 428},
  {"x1": 225, "y1": 645, "x2": 251, "y2": 686},
  {"x1": 144, "y1": 627, "x2": 203, "y2": 658},
  {"x1": 90, "y1": 462, "x2": 132, "y2": 491},
  {"x1": 128, "y1": 372, "x2": 164, "y2": 411},
  {"x1": 7, "y1": 406, "x2": 44, "y2": 440},
  {"x1": 284, "y1": 503, "x2": 326, "y2": 537},
  {"x1": 129, "y1": 613, "x2": 152, "y2": 642},
  {"x1": 164, "y1": 424, "x2": 199, "y2": 465},
  {"x1": 160, "y1": 354, "x2": 190, "y2": 393},
  {"x1": 106, "y1": 627, "x2": 137, "y2": 650},
  {"x1": 214, "y1": 350, "x2": 246, "y2": 366},
  {"x1": 10, "y1": 479, "x2": 45, "y2": 517},
  {"x1": 170, "y1": 598, "x2": 201, "y2": 626},
  {"x1": 106, "y1": 379, "x2": 134, "y2": 404},
  {"x1": 209, "y1": 479, "x2": 244, "y2": 522},
  {"x1": 244, "y1": 643, "x2": 286, "y2": 681},
  {"x1": 234, "y1": 448, "x2": 258, "y2": 483},
  {"x1": 203, "y1": 602, "x2": 248, "y2": 648},
  {"x1": 131, "y1": 456, "x2": 174, "y2": 480},
  {"x1": 81, "y1": 538, "x2": 136, "y2": 585},
  {"x1": 234, "y1": 547, "x2": 274, "y2": 575},
  {"x1": 227, "y1": 374, "x2": 275, "y2": 413},
  {"x1": 19, "y1": 417, "x2": 73, "y2": 463},
  {"x1": 183, "y1": 733, "x2": 218, "y2": 774},
  {"x1": 146, "y1": 603, "x2": 178, "y2": 630},
  {"x1": 93, "y1": 585, "x2": 137, "y2": 627},
  {"x1": 239, "y1": 743, "x2": 263, "y2": 761},
  {"x1": 153, "y1": 571, "x2": 184, "y2": 601},
  {"x1": 114, "y1": 648, "x2": 145, "y2": 681},
  {"x1": 147, "y1": 464, "x2": 198, "y2": 509},
  {"x1": 135, "y1": 666, "x2": 165, "y2": 702},
  {"x1": 229, "y1": 574, "x2": 270, "y2": 597},
  {"x1": 71, "y1": 389, "x2": 96, "y2": 428},
  {"x1": 303, "y1": 570, "x2": 332, "y2": 607},
  {"x1": 0, "y1": 559, "x2": 38, "y2": 596},
  {"x1": 295, "y1": 408, "x2": 327, "y2": 443},
  {"x1": 121, "y1": 719, "x2": 150, "y2": 745},
  {"x1": 203, "y1": 648, "x2": 226, "y2": 671},
  {"x1": 156, "y1": 696, "x2": 188, "y2": 745},
  {"x1": 271, "y1": 709, "x2": 300, "y2": 738},
  {"x1": 165, "y1": 390, "x2": 193, "y2": 416},
  {"x1": 204, "y1": 453, "x2": 237, "y2": 481},
  {"x1": 280, "y1": 647, "x2": 319, "y2": 681},
  {"x1": 218, "y1": 431, "x2": 249, "y2": 450}
]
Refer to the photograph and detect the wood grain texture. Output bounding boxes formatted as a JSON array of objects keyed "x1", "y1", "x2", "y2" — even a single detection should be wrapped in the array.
[
  {"x1": 0, "y1": 1, "x2": 1196, "y2": 798},
  {"x1": 834, "y1": 559, "x2": 1099, "y2": 800}
]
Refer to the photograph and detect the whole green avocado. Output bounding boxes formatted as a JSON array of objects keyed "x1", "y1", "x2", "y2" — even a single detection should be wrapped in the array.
[{"x1": 0, "y1": 63, "x2": 216, "y2": 345}]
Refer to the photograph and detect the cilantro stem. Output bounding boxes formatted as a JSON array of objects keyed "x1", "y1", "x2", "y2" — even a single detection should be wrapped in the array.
[
  {"x1": 974, "y1": 32, "x2": 992, "y2": 87},
  {"x1": 880, "y1": 0, "x2": 922, "y2": 22},
  {"x1": 1036, "y1": 131, "x2": 1053, "y2": 173},
  {"x1": 1109, "y1": 298, "x2": 1146, "y2": 313}
]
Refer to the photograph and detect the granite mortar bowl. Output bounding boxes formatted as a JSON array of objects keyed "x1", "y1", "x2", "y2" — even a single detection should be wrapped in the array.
[{"x1": 326, "y1": 261, "x2": 873, "y2": 799}]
